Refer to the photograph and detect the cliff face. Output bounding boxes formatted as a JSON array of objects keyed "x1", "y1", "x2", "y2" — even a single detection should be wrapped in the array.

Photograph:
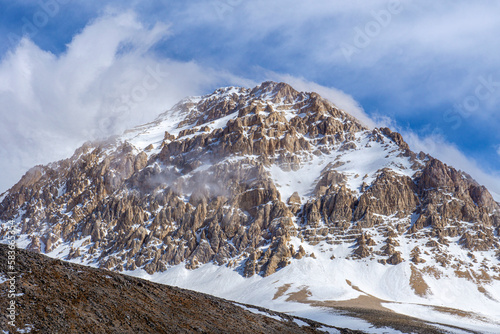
[{"x1": 0, "y1": 81, "x2": 499, "y2": 287}]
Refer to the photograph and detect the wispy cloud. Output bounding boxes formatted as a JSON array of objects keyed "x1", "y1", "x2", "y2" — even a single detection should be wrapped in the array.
[{"x1": 0, "y1": 11, "x2": 249, "y2": 192}]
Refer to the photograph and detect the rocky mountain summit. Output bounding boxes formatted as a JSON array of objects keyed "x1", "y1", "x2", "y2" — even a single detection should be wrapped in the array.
[{"x1": 1, "y1": 82, "x2": 500, "y2": 328}]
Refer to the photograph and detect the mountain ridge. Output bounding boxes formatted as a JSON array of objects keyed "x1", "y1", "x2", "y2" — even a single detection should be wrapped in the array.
[{"x1": 1, "y1": 81, "x2": 499, "y2": 331}]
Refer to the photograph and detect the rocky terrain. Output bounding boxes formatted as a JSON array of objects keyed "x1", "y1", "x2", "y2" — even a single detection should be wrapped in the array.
[
  {"x1": 0, "y1": 243, "x2": 361, "y2": 333},
  {"x1": 1, "y1": 81, "x2": 499, "y2": 331}
]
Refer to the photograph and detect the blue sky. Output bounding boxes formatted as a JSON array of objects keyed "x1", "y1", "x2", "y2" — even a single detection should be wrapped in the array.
[{"x1": 0, "y1": 0, "x2": 499, "y2": 198}]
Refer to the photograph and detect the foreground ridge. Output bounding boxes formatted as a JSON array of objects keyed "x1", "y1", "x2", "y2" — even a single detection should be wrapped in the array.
[{"x1": 0, "y1": 244, "x2": 361, "y2": 333}]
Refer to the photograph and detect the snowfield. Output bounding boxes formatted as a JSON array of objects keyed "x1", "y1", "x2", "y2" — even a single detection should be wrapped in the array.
[{"x1": 118, "y1": 243, "x2": 500, "y2": 333}]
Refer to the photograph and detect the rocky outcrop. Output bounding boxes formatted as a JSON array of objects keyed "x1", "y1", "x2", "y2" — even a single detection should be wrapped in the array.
[
  {"x1": 354, "y1": 170, "x2": 419, "y2": 222},
  {"x1": 379, "y1": 127, "x2": 410, "y2": 152}
]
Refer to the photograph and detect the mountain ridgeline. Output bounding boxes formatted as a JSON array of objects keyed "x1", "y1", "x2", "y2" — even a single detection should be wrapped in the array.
[{"x1": 1, "y1": 81, "x2": 499, "y2": 294}]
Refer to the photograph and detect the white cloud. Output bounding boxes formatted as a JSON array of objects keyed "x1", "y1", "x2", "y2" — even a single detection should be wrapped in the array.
[{"x1": 0, "y1": 11, "x2": 250, "y2": 193}]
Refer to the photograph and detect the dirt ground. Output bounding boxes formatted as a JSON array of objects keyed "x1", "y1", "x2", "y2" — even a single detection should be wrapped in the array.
[{"x1": 276, "y1": 280, "x2": 485, "y2": 334}]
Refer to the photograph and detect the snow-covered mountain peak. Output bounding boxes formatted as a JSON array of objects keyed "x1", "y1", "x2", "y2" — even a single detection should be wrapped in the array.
[
  {"x1": 120, "y1": 81, "x2": 365, "y2": 159},
  {"x1": 1, "y1": 81, "x2": 500, "y2": 332}
]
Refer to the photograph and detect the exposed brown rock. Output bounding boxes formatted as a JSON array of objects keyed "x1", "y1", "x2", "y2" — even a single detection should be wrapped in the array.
[
  {"x1": 379, "y1": 127, "x2": 409, "y2": 152},
  {"x1": 294, "y1": 245, "x2": 306, "y2": 260},
  {"x1": 387, "y1": 252, "x2": 403, "y2": 265},
  {"x1": 354, "y1": 169, "x2": 418, "y2": 221},
  {"x1": 353, "y1": 245, "x2": 371, "y2": 258},
  {"x1": 288, "y1": 192, "x2": 302, "y2": 205}
]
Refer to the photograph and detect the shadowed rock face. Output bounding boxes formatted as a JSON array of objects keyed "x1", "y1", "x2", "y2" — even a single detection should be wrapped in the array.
[
  {"x1": 0, "y1": 81, "x2": 499, "y2": 282},
  {"x1": 0, "y1": 244, "x2": 361, "y2": 334}
]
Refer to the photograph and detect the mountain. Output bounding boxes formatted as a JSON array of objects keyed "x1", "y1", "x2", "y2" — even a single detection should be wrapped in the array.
[
  {"x1": 1, "y1": 81, "x2": 499, "y2": 332},
  {"x1": 0, "y1": 243, "x2": 357, "y2": 334}
]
